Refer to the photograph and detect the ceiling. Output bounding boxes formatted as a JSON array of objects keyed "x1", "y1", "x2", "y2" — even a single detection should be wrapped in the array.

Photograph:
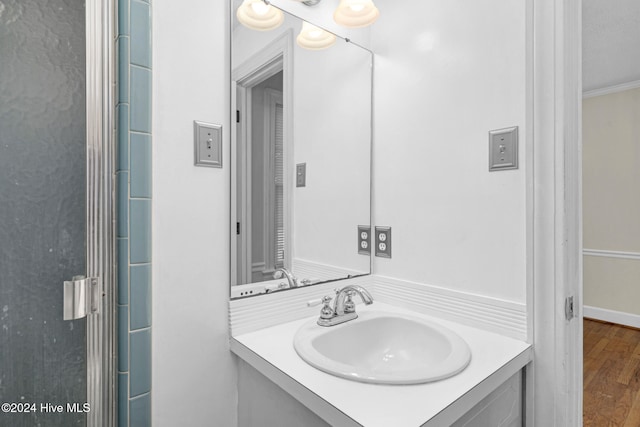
[{"x1": 583, "y1": 0, "x2": 640, "y2": 91}]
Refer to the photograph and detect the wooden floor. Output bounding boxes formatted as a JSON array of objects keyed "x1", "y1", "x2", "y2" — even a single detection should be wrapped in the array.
[{"x1": 584, "y1": 318, "x2": 640, "y2": 426}]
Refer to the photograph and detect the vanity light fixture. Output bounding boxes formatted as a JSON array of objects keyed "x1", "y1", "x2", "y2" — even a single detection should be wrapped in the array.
[
  {"x1": 290, "y1": 0, "x2": 380, "y2": 28},
  {"x1": 333, "y1": 0, "x2": 379, "y2": 28},
  {"x1": 236, "y1": 0, "x2": 284, "y2": 31},
  {"x1": 296, "y1": 21, "x2": 337, "y2": 50},
  {"x1": 236, "y1": 0, "x2": 379, "y2": 50}
]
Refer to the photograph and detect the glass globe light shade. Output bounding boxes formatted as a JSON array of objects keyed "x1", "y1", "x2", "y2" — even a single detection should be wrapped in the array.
[
  {"x1": 297, "y1": 21, "x2": 337, "y2": 50},
  {"x1": 333, "y1": 0, "x2": 379, "y2": 28},
  {"x1": 236, "y1": 0, "x2": 284, "y2": 31}
]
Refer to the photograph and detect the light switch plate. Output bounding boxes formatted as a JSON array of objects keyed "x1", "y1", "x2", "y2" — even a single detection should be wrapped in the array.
[
  {"x1": 375, "y1": 226, "x2": 392, "y2": 258},
  {"x1": 296, "y1": 163, "x2": 306, "y2": 187},
  {"x1": 358, "y1": 225, "x2": 371, "y2": 255},
  {"x1": 194, "y1": 121, "x2": 222, "y2": 168},
  {"x1": 489, "y1": 126, "x2": 518, "y2": 171}
]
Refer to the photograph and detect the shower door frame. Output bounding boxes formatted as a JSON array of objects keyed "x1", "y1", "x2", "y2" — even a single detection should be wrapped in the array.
[{"x1": 85, "y1": 0, "x2": 117, "y2": 425}]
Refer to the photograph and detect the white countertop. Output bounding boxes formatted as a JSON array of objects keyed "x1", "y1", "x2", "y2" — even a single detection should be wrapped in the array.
[{"x1": 231, "y1": 302, "x2": 532, "y2": 427}]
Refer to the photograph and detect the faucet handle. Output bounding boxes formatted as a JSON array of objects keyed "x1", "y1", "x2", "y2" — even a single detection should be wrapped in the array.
[
  {"x1": 308, "y1": 295, "x2": 335, "y2": 320},
  {"x1": 299, "y1": 278, "x2": 312, "y2": 286},
  {"x1": 307, "y1": 295, "x2": 332, "y2": 307}
]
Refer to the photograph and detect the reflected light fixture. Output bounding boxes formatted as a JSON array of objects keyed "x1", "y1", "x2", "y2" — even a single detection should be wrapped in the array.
[
  {"x1": 237, "y1": 0, "x2": 284, "y2": 31},
  {"x1": 333, "y1": 0, "x2": 379, "y2": 28},
  {"x1": 296, "y1": 21, "x2": 337, "y2": 50}
]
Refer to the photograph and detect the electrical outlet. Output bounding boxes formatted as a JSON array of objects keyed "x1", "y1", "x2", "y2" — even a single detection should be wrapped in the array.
[
  {"x1": 358, "y1": 225, "x2": 371, "y2": 255},
  {"x1": 194, "y1": 120, "x2": 222, "y2": 168},
  {"x1": 489, "y1": 126, "x2": 518, "y2": 171},
  {"x1": 375, "y1": 226, "x2": 391, "y2": 258}
]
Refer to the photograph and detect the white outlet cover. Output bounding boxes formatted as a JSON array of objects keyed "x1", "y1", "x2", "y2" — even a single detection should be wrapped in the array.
[
  {"x1": 375, "y1": 226, "x2": 392, "y2": 258},
  {"x1": 358, "y1": 225, "x2": 371, "y2": 255}
]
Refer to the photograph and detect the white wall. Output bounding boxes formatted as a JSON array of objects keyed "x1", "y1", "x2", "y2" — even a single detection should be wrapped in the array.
[
  {"x1": 371, "y1": 0, "x2": 527, "y2": 303},
  {"x1": 292, "y1": 37, "x2": 371, "y2": 275},
  {"x1": 583, "y1": 87, "x2": 640, "y2": 315},
  {"x1": 151, "y1": 0, "x2": 528, "y2": 423},
  {"x1": 583, "y1": 0, "x2": 640, "y2": 91},
  {"x1": 152, "y1": 1, "x2": 237, "y2": 426}
]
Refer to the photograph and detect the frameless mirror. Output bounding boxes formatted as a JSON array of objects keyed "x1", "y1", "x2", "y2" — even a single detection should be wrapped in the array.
[{"x1": 230, "y1": 0, "x2": 373, "y2": 298}]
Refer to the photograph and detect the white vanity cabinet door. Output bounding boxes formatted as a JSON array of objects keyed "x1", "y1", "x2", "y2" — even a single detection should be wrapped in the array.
[
  {"x1": 450, "y1": 371, "x2": 522, "y2": 427},
  {"x1": 238, "y1": 360, "x2": 331, "y2": 427}
]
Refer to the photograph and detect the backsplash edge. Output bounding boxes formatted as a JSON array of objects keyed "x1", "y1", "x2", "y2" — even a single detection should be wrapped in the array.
[{"x1": 229, "y1": 275, "x2": 527, "y2": 340}]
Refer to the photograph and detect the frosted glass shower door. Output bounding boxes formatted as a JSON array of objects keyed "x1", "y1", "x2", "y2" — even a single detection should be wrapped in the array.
[{"x1": 0, "y1": 1, "x2": 89, "y2": 426}]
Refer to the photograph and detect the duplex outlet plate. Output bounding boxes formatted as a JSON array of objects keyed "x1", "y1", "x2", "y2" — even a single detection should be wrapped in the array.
[
  {"x1": 375, "y1": 226, "x2": 392, "y2": 258},
  {"x1": 358, "y1": 225, "x2": 371, "y2": 255},
  {"x1": 194, "y1": 120, "x2": 222, "y2": 168}
]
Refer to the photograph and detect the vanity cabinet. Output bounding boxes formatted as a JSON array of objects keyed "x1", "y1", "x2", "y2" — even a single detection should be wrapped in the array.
[
  {"x1": 451, "y1": 371, "x2": 522, "y2": 427},
  {"x1": 238, "y1": 360, "x2": 330, "y2": 427},
  {"x1": 237, "y1": 359, "x2": 523, "y2": 427}
]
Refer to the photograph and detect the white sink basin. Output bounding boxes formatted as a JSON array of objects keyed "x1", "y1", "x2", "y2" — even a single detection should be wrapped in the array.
[{"x1": 293, "y1": 310, "x2": 471, "y2": 384}]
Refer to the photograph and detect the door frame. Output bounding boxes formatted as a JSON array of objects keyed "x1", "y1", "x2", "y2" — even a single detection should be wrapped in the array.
[
  {"x1": 231, "y1": 31, "x2": 294, "y2": 286},
  {"x1": 86, "y1": 0, "x2": 116, "y2": 425},
  {"x1": 262, "y1": 87, "x2": 285, "y2": 277},
  {"x1": 527, "y1": 0, "x2": 582, "y2": 425}
]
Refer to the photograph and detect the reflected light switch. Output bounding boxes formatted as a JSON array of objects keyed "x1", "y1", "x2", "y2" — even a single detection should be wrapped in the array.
[{"x1": 296, "y1": 163, "x2": 306, "y2": 187}]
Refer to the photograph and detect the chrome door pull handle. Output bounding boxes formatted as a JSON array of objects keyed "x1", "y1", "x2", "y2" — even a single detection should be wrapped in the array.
[{"x1": 63, "y1": 276, "x2": 100, "y2": 320}]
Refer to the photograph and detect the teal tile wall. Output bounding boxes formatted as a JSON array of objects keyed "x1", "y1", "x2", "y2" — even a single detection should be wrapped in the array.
[
  {"x1": 130, "y1": 0, "x2": 151, "y2": 68},
  {"x1": 130, "y1": 329, "x2": 152, "y2": 396},
  {"x1": 130, "y1": 67, "x2": 152, "y2": 133},
  {"x1": 118, "y1": 373, "x2": 129, "y2": 427},
  {"x1": 117, "y1": 239, "x2": 129, "y2": 305},
  {"x1": 117, "y1": 172, "x2": 129, "y2": 237},
  {"x1": 130, "y1": 264, "x2": 151, "y2": 329},
  {"x1": 130, "y1": 200, "x2": 152, "y2": 263},
  {"x1": 117, "y1": 0, "x2": 152, "y2": 425},
  {"x1": 130, "y1": 133, "x2": 152, "y2": 198},
  {"x1": 130, "y1": 393, "x2": 152, "y2": 427},
  {"x1": 117, "y1": 104, "x2": 129, "y2": 170}
]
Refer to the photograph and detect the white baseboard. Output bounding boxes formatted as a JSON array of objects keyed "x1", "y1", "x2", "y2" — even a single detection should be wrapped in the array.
[{"x1": 583, "y1": 305, "x2": 640, "y2": 329}]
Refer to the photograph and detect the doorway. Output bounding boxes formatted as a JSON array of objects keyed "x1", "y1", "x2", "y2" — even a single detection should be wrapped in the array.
[
  {"x1": 235, "y1": 70, "x2": 286, "y2": 284},
  {"x1": 582, "y1": 85, "x2": 640, "y2": 424},
  {"x1": 231, "y1": 33, "x2": 294, "y2": 288},
  {"x1": 581, "y1": 0, "x2": 640, "y2": 423}
]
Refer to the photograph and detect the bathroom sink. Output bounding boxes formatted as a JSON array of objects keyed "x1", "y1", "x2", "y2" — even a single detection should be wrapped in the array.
[{"x1": 293, "y1": 311, "x2": 471, "y2": 384}]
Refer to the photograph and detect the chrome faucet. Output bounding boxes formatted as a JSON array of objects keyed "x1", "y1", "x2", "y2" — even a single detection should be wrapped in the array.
[
  {"x1": 273, "y1": 267, "x2": 298, "y2": 288},
  {"x1": 309, "y1": 285, "x2": 374, "y2": 327}
]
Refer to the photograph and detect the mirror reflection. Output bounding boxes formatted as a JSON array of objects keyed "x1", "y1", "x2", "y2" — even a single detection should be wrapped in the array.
[{"x1": 230, "y1": 1, "x2": 373, "y2": 298}]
